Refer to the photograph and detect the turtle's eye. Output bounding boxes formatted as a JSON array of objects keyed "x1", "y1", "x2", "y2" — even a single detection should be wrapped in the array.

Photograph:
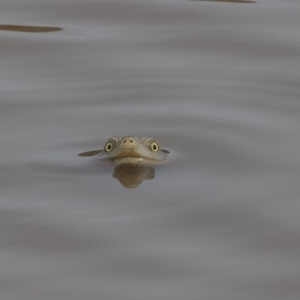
[
  {"x1": 151, "y1": 142, "x2": 159, "y2": 152},
  {"x1": 105, "y1": 142, "x2": 114, "y2": 152}
]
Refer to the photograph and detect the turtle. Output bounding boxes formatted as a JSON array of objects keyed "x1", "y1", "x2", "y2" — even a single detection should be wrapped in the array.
[{"x1": 78, "y1": 136, "x2": 170, "y2": 166}]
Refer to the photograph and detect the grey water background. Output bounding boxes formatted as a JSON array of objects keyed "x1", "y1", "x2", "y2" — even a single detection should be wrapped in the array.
[{"x1": 1, "y1": 0, "x2": 300, "y2": 299}]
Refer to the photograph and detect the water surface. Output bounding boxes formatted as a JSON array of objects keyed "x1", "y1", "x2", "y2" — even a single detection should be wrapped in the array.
[{"x1": 1, "y1": 0, "x2": 300, "y2": 299}]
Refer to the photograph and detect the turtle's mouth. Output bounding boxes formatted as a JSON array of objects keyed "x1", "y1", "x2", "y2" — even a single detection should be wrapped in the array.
[
  {"x1": 109, "y1": 150, "x2": 144, "y2": 159},
  {"x1": 102, "y1": 152, "x2": 165, "y2": 163},
  {"x1": 106, "y1": 154, "x2": 156, "y2": 162}
]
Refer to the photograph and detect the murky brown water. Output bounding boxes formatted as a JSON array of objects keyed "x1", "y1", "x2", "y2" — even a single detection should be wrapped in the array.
[{"x1": 1, "y1": 0, "x2": 300, "y2": 299}]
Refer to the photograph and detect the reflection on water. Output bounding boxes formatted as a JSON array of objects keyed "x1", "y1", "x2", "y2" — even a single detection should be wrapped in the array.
[
  {"x1": 113, "y1": 165, "x2": 155, "y2": 189},
  {"x1": 0, "y1": 24, "x2": 62, "y2": 33}
]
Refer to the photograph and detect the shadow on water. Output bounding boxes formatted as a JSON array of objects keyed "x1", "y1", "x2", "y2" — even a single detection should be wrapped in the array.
[{"x1": 0, "y1": 24, "x2": 62, "y2": 33}]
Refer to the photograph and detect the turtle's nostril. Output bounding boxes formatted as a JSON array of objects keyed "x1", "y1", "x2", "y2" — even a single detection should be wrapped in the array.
[
  {"x1": 129, "y1": 139, "x2": 133, "y2": 143},
  {"x1": 123, "y1": 139, "x2": 127, "y2": 143}
]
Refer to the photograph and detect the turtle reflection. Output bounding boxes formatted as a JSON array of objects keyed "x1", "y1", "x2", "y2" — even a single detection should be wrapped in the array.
[{"x1": 112, "y1": 165, "x2": 155, "y2": 189}]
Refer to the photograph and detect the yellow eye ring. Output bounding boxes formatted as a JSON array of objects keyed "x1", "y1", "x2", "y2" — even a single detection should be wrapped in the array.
[
  {"x1": 151, "y1": 142, "x2": 159, "y2": 152},
  {"x1": 105, "y1": 142, "x2": 114, "y2": 152}
]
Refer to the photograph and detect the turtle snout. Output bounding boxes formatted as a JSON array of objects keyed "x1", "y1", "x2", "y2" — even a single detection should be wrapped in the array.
[{"x1": 120, "y1": 137, "x2": 138, "y2": 150}]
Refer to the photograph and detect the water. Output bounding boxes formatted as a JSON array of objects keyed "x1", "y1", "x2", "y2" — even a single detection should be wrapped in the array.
[{"x1": 1, "y1": 0, "x2": 300, "y2": 299}]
